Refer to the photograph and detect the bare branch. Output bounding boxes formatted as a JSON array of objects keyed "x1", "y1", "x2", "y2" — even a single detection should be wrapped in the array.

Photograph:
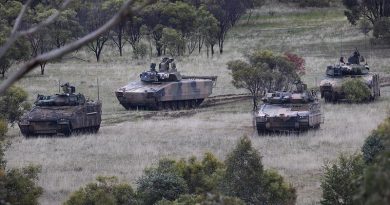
[
  {"x1": 0, "y1": 0, "x2": 72, "y2": 60},
  {"x1": 0, "y1": 0, "x2": 154, "y2": 94}
]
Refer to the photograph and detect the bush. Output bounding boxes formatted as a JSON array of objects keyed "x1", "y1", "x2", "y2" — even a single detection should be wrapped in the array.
[
  {"x1": 341, "y1": 79, "x2": 371, "y2": 103},
  {"x1": 222, "y1": 136, "x2": 296, "y2": 205},
  {"x1": 133, "y1": 43, "x2": 148, "y2": 59},
  {"x1": 362, "y1": 118, "x2": 390, "y2": 164},
  {"x1": 278, "y1": 0, "x2": 333, "y2": 7},
  {"x1": 373, "y1": 17, "x2": 390, "y2": 41},
  {"x1": 156, "y1": 194, "x2": 245, "y2": 205},
  {"x1": 0, "y1": 86, "x2": 30, "y2": 124},
  {"x1": 0, "y1": 165, "x2": 43, "y2": 205},
  {"x1": 64, "y1": 176, "x2": 137, "y2": 205},
  {"x1": 320, "y1": 154, "x2": 364, "y2": 205},
  {"x1": 0, "y1": 118, "x2": 7, "y2": 139},
  {"x1": 137, "y1": 161, "x2": 188, "y2": 205},
  {"x1": 175, "y1": 152, "x2": 225, "y2": 194},
  {"x1": 354, "y1": 151, "x2": 390, "y2": 205}
]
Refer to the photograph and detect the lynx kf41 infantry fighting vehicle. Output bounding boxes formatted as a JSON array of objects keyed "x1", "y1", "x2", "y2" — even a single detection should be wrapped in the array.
[
  {"x1": 320, "y1": 50, "x2": 380, "y2": 102},
  {"x1": 255, "y1": 82, "x2": 322, "y2": 134},
  {"x1": 115, "y1": 58, "x2": 217, "y2": 110},
  {"x1": 18, "y1": 83, "x2": 102, "y2": 137}
]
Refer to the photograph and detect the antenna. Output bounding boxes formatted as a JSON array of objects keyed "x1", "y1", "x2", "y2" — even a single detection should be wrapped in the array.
[
  {"x1": 97, "y1": 78, "x2": 100, "y2": 101},
  {"x1": 58, "y1": 80, "x2": 61, "y2": 93}
]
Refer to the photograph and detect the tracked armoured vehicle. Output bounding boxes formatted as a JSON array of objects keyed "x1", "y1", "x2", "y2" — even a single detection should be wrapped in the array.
[
  {"x1": 115, "y1": 58, "x2": 217, "y2": 110},
  {"x1": 18, "y1": 83, "x2": 102, "y2": 137},
  {"x1": 320, "y1": 50, "x2": 380, "y2": 102},
  {"x1": 255, "y1": 82, "x2": 322, "y2": 134}
]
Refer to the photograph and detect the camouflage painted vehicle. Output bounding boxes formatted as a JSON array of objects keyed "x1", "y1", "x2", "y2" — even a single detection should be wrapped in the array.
[
  {"x1": 115, "y1": 58, "x2": 217, "y2": 110},
  {"x1": 320, "y1": 50, "x2": 380, "y2": 103},
  {"x1": 18, "y1": 83, "x2": 102, "y2": 137},
  {"x1": 255, "y1": 82, "x2": 322, "y2": 134}
]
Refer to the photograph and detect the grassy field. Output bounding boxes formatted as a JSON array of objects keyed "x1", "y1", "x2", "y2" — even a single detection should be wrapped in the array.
[{"x1": 4, "y1": 3, "x2": 390, "y2": 205}]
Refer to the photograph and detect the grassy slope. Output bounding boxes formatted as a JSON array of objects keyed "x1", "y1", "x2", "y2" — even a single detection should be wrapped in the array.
[{"x1": 4, "y1": 3, "x2": 390, "y2": 205}]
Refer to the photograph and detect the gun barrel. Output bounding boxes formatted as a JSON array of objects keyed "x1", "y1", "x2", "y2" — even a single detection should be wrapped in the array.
[{"x1": 182, "y1": 75, "x2": 218, "y2": 81}]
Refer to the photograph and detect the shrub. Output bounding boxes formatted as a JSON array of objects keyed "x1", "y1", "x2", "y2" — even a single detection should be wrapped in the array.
[
  {"x1": 156, "y1": 194, "x2": 245, "y2": 205},
  {"x1": 175, "y1": 152, "x2": 225, "y2": 194},
  {"x1": 222, "y1": 136, "x2": 296, "y2": 205},
  {"x1": 284, "y1": 52, "x2": 306, "y2": 75},
  {"x1": 137, "y1": 161, "x2": 188, "y2": 205},
  {"x1": 263, "y1": 170, "x2": 297, "y2": 205},
  {"x1": 320, "y1": 154, "x2": 364, "y2": 205},
  {"x1": 362, "y1": 118, "x2": 390, "y2": 164},
  {"x1": 0, "y1": 86, "x2": 30, "y2": 124},
  {"x1": 373, "y1": 17, "x2": 390, "y2": 41},
  {"x1": 133, "y1": 43, "x2": 148, "y2": 59},
  {"x1": 278, "y1": 0, "x2": 332, "y2": 7},
  {"x1": 0, "y1": 118, "x2": 7, "y2": 139},
  {"x1": 64, "y1": 176, "x2": 137, "y2": 205},
  {"x1": 354, "y1": 151, "x2": 390, "y2": 205},
  {"x1": 0, "y1": 165, "x2": 43, "y2": 205},
  {"x1": 341, "y1": 79, "x2": 371, "y2": 103}
]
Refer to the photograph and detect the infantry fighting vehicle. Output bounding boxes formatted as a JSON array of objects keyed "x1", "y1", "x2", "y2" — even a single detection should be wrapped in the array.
[
  {"x1": 320, "y1": 50, "x2": 380, "y2": 102},
  {"x1": 255, "y1": 82, "x2": 322, "y2": 134},
  {"x1": 18, "y1": 83, "x2": 102, "y2": 137},
  {"x1": 115, "y1": 58, "x2": 217, "y2": 110}
]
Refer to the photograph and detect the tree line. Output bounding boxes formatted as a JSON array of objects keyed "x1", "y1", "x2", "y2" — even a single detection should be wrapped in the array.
[{"x1": 0, "y1": 0, "x2": 265, "y2": 77}]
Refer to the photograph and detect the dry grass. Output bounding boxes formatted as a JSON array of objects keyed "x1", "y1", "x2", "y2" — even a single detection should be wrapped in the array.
[{"x1": 4, "y1": 3, "x2": 390, "y2": 205}]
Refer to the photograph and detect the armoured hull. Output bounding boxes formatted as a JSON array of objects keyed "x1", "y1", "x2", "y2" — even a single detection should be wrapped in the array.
[
  {"x1": 115, "y1": 79, "x2": 214, "y2": 110},
  {"x1": 320, "y1": 73, "x2": 380, "y2": 102},
  {"x1": 18, "y1": 102, "x2": 102, "y2": 137},
  {"x1": 255, "y1": 102, "x2": 322, "y2": 133}
]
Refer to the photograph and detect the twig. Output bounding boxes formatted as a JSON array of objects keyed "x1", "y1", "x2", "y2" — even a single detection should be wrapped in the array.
[{"x1": 0, "y1": 0, "x2": 154, "y2": 94}]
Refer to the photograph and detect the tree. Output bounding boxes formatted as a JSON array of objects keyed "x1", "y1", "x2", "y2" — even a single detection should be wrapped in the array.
[
  {"x1": 320, "y1": 154, "x2": 364, "y2": 205},
  {"x1": 195, "y1": 6, "x2": 219, "y2": 57},
  {"x1": 362, "y1": 118, "x2": 390, "y2": 164},
  {"x1": 227, "y1": 50, "x2": 300, "y2": 110},
  {"x1": 77, "y1": 0, "x2": 113, "y2": 62},
  {"x1": 64, "y1": 176, "x2": 137, "y2": 205},
  {"x1": 0, "y1": 0, "x2": 30, "y2": 78},
  {"x1": 0, "y1": 0, "x2": 154, "y2": 94},
  {"x1": 161, "y1": 28, "x2": 185, "y2": 56},
  {"x1": 104, "y1": 0, "x2": 127, "y2": 56},
  {"x1": 157, "y1": 193, "x2": 246, "y2": 205},
  {"x1": 373, "y1": 17, "x2": 390, "y2": 42},
  {"x1": 142, "y1": 2, "x2": 165, "y2": 56},
  {"x1": 202, "y1": 0, "x2": 263, "y2": 54},
  {"x1": 0, "y1": 86, "x2": 30, "y2": 124},
  {"x1": 125, "y1": 16, "x2": 143, "y2": 53},
  {"x1": 222, "y1": 136, "x2": 296, "y2": 205},
  {"x1": 342, "y1": 0, "x2": 390, "y2": 25}
]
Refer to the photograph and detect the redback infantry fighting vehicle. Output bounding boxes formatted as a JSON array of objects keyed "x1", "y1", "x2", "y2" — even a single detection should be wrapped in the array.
[
  {"x1": 255, "y1": 82, "x2": 322, "y2": 134},
  {"x1": 115, "y1": 58, "x2": 217, "y2": 110},
  {"x1": 18, "y1": 83, "x2": 102, "y2": 137},
  {"x1": 320, "y1": 49, "x2": 380, "y2": 102}
]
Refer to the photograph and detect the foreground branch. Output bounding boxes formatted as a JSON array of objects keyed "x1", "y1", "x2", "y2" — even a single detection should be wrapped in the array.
[
  {"x1": 0, "y1": 0, "x2": 72, "y2": 60},
  {"x1": 0, "y1": 0, "x2": 154, "y2": 94}
]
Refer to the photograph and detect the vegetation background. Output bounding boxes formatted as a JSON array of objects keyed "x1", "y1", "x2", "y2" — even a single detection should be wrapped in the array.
[{"x1": 1, "y1": 0, "x2": 390, "y2": 204}]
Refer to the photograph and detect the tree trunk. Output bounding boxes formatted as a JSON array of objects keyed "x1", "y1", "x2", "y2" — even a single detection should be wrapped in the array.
[
  {"x1": 211, "y1": 44, "x2": 215, "y2": 56},
  {"x1": 40, "y1": 63, "x2": 46, "y2": 75}
]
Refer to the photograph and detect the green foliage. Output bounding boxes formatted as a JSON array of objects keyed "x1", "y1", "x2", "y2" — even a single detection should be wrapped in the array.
[
  {"x1": 222, "y1": 136, "x2": 296, "y2": 205},
  {"x1": 320, "y1": 154, "x2": 364, "y2": 205},
  {"x1": 64, "y1": 176, "x2": 137, "y2": 205},
  {"x1": 362, "y1": 118, "x2": 390, "y2": 164},
  {"x1": 354, "y1": 152, "x2": 390, "y2": 205},
  {"x1": 222, "y1": 136, "x2": 265, "y2": 204},
  {"x1": 342, "y1": 0, "x2": 390, "y2": 26},
  {"x1": 0, "y1": 86, "x2": 29, "y2": 124},
  {"x1": 161, "y1": 28, "x2": 186, "y2": 56},
  {"x1": 0, "y1": 165, "x2": 43, "y2": 205},
  {"x1": 133, "y1": 43, "x2": 148, "y2": 59},
  {"x1": 227, "y1": 50, "x2": 300, "y2": 109},
  {"x1": 175, "y1": 152, "x2": 225, "y2": 194},
  {"x1": 0, "y1": 118, "x2": 7, "y2": 139},
  {"x1": 341, "y1": 79, "x2": 371, "y2": 103},
  {"x1": 156, "y1": 194, "x2": 246, "y2": 205},
  {"x1": 373, "y1": 17, "x2": 390, "y2": 42},
  {"x1": 137, "y1": 160, "x2": 188, "y2": 205},
  {"x1": 262, "y1": 170, "x2": 297, "y2": 205}
]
